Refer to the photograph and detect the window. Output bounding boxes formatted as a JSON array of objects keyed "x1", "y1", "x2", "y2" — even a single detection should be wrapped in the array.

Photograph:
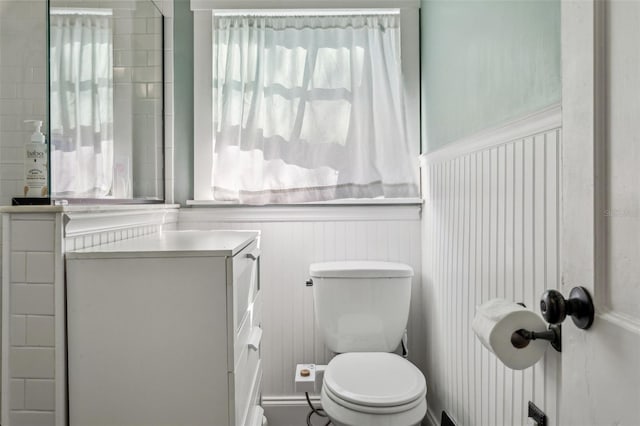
[{"x1": 193, "y1": 2, "x2": 420, "y2": 204}]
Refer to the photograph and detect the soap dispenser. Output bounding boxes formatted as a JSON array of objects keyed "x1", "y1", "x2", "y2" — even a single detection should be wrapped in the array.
[{"x1": 23, "y1": 120, "x2": 48, "y2": 198}]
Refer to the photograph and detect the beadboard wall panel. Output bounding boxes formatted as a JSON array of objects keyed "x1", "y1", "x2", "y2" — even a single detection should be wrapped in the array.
[
  {"x1": 421, "y1": 114, "x2": 561, "y2": 425},
  {"x1": 178, "y1": 208, "x2": 424, "y2": 399}
]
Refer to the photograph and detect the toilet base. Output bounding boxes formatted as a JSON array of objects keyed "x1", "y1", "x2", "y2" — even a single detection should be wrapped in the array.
[{"x1": 321, "y1": 386, "x2": 427, "y2": 426}]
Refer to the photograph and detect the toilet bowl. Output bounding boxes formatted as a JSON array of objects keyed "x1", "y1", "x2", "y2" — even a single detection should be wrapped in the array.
[
  {"x1": 309, "y1": 261, "x2": 427, "y2": 426},
  {"x1": 320, "y1": 353, "x2": 426, "y2": 426}
]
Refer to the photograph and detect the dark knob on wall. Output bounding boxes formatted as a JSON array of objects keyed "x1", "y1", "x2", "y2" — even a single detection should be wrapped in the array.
[{"x1": 539, "y1": 286, "x2": 595, "y2": 330}]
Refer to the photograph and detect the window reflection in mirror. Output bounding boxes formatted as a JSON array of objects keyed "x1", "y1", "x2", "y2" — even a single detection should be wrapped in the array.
[{"x1": 49, "y1": 0, "x2": 164, "y2": 201}]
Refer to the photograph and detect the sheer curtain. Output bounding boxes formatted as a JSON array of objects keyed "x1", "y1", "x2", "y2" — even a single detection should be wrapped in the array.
[
  {"x1": 211, "y1": 13, "x2": 418, "y2": 204},
  {"x1": 49, "y1": 12, "x2": 114, "y2": 197}
]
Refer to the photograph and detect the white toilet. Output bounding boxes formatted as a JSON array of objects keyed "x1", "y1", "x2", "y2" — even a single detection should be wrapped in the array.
[{"x1": 309, "y1": 261, "x2": 427, "y2": 426}]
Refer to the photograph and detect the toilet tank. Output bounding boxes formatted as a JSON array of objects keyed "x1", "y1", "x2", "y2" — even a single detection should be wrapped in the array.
[{"x1": 309, "y1": 261, "x2": 414, "y2": 353}]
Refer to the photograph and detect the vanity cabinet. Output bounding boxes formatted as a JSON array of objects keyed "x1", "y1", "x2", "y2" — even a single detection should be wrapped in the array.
[{"x1": 65, "y1": 230, "x2": 263, "y2": 426}]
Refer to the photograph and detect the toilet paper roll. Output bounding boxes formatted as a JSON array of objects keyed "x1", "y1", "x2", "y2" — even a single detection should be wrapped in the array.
[{"x1": 472, "y1": 299, "x2": 548, "y2": 370}]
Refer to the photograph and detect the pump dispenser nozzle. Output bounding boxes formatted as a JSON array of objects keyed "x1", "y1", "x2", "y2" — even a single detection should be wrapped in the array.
[{"x1": 24, "y1": 120, "x2": 45, "y2": 143}]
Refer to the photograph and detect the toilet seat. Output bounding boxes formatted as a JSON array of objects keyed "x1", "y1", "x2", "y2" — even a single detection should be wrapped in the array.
[
  {"x1": 320, "y1": 353, "x2": 427, "y2": 426},
  {"x1": 323, "y1": 383, "x2": 425, "y2": 415},
  {"x1": 321, "y1": 386, "x2": 427, "y2": 426},
  {"x1": 322, "y1": 352, "x2": 426, "y2": 414}
]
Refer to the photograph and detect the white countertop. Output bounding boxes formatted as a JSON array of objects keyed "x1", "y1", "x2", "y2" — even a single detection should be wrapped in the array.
[
  {"x1": 65, "y1": 230, "x2": 260, "y2": 259},
  {"x1": 0, "y1": 204, "x2": 180, "y2": 214}
]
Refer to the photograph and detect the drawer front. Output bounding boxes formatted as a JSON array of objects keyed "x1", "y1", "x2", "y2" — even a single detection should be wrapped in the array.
[
  {"x1": 245, "y1": 365, "x2": 264, "y2": 426},
  {"x1": 252, "y1": 290, "x2": 262, "y2": 329},
  {"x1": 231, "y1": 344, "x2": 261, "y2": 425},
  {"x1": 231, "y1": 240, "x2": 260, "y2": 333},
  {"x1": 232, "y1": 289, "x2": 262, "y2": 370},
  {"x1": 231, "y1": 288, "x2": 262, "y2": 424}
]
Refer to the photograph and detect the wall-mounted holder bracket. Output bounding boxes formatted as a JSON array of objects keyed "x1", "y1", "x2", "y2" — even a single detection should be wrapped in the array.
[
  {"x1": 511, "y1": 324, "x2": 562, "y2": 352},
  {"x1": 539, "y1": 286, "x2": 594, "y2": 330}
]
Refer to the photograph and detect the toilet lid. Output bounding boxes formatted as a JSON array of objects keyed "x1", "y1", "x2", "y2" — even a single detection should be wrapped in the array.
[
  {"x1": 324, "y1": 353, "x2": 426, "y2": 407},
  {"x1": 309, "y1": 261, "x2": 413, "y2": 278}
]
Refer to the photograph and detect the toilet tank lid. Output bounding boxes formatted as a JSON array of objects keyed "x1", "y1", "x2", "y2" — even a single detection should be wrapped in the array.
[{"x1": 309, "y1": 261, "x2": 413, "y2": 278}]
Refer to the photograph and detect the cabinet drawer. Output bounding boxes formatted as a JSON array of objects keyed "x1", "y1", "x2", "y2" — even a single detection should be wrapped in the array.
[
  {"x1": 231, "y1": 240, "x2": 260, "y2": 333},
  {"x1": 252, "y1": 290, "x2": 262, "y2": 329},
  {"x1": 233, "y1": 290, "x2": 262, "y2": 370},
  {"x1": 245, "y1": 365, "x2": 264, "y2": 426},
  {"x1": 231, "y1": 345, "x2": 261, "y2": 425}
]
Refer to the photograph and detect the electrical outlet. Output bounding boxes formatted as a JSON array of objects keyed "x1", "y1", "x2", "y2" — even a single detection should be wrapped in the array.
[{"x1": 528, "y1": 401, "x2": 547, "y2": 426}]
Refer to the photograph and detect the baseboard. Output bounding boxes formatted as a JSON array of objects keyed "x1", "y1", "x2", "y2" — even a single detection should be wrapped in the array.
[
  {"x1": 424, "y1": 407, "x2": 439, "y2": 426},
  {"x1": 262, "y1": 395, "x2": 321, "y2": 426}
]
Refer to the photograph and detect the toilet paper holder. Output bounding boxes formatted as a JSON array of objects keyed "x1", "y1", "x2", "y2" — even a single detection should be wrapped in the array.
[
  {"x1": 511, "y1": 324, "x2": 561, "y2": 352},
  {"x1": 511, "y1": 302, "x2": 562, "y2": 352}
]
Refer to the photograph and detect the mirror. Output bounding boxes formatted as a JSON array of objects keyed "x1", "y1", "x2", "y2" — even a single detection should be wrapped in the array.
[{"x1": 48, "y1": 0, "x2": 164, "y2": 201}]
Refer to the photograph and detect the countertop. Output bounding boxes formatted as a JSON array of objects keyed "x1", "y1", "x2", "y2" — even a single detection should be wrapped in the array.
[
  {"x1": 0, "y1": 204, "x2": 180, "y2": 214},
  {"x1": 65, "y1": 230, "x2": 260, "y2": 259}
]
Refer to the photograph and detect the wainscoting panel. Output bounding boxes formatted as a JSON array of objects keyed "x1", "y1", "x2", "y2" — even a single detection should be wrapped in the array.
[
  {"x1": 421, "y1": 108, "x2": 561, "y2": 426},
  {"x1": 178, "y1": 207, "x2": 424, "y2": 400}
]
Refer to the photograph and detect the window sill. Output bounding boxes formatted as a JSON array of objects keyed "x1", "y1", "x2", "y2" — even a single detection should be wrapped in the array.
[
  {"x1": 186, "y1": 198, "x2": 423, "y2": 207},
  {"x1": 180, "y1": 199, "x2": 422, "y2": 222}
]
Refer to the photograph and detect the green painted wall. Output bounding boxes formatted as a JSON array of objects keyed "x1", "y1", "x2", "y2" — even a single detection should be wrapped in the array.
[
  {"x1": 420, "y1": 0, "x2": 561, "y2": 153},
  {"x1": 173, "y1": 0, "x2": 193, "y2": 205}
]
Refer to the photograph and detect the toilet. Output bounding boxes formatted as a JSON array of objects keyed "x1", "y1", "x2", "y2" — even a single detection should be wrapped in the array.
[{"x1": 309, "y1": 261, "x2": 427, "y2": 426}]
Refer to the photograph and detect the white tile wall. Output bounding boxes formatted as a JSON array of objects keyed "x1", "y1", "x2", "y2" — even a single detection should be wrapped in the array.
[
  {"x1": 25, "y1": 253, "x2": 54, "y2": 283},
  {"x1": 10, "y1": 379, "x2": 25, "y2": 409},
  {"x1": 10, "y1": 220, "x2": 54, "y2": 251},
  {"x1": 10, "y1": 348, "x2": 55, "y2": 379},
  {"x1": 25, "y1": 379, "x2": 55, "y2": 410},
  {"x1": 9, "y1": 411, "x2": 55, "y2": 426},
  {"x1": 25, "y1": 316, "x2": 55, "y2": 347},
  {"x1": 0, "y1": 0, "x2": 48, "y2": 206},
  {"x1": 10, "y1": 316, "x2": 26, "y2": 346},
  {"x1": 3, "y1": 214, "x2": 56, "y2": 424},
  {"x1": 11, "y1": 284, "x2": 55, "y2": 315},
  {"x1": 10, "y1": 252, "x2": 26, "y2": 282}
]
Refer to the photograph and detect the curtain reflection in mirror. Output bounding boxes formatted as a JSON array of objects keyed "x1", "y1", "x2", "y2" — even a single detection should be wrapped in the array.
[{"x1": 50, "y1": 9, "x2": 114, "y2": 197}]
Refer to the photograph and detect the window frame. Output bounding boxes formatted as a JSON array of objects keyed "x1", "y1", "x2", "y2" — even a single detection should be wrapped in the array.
[{"x1": 191, "y1": 0, "x2": 421, "y2": 203}]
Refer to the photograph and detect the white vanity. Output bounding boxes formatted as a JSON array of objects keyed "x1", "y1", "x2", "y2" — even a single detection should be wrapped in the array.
[{"x1": 65, "y1": 230, "x2": 263, "y2": 426}]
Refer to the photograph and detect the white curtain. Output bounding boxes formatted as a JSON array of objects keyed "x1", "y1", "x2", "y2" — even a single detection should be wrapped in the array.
[
  {"x1": 49, "y1": 13, "x2": 114, "y2": 197},
  {"x1": 212, "y1": 13, "x2": 419, "y2": 204}
]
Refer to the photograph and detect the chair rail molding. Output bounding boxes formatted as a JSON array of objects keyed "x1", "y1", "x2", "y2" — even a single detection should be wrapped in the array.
[{"x1": 421, "y1": 104, "x2": 561, "y2": 166}]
